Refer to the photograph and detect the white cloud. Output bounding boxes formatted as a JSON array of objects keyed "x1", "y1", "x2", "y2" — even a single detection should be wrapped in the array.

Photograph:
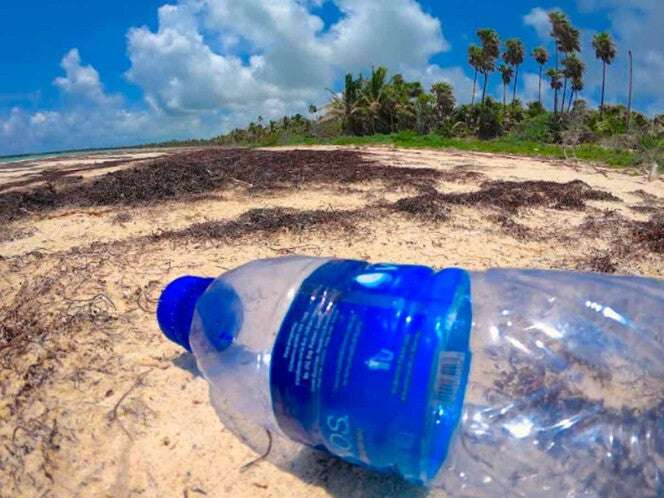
[
  {"x1": 328, "y1": 0, "x2": 448, "y2": 72},
  {"x1": 523, "y1": 7, "x2": 554, "y2": 40},
  {"x1": 53, "y1": 49, "x2": 121, "y2": 107},
  {"x1": 409, "y1": 65, "x2": 475, "y2": 104},
  {"x1": 127, "y1": 0, "x2": 448, "y2": 115},
  {"x1": 1, "y1": 50, "x2": 233, "y2": 155},
  {"x1": 11, "y1": 0, "x2": 663, "y2": 155},
  {"x1": 2, "y1": 0, "x2": 458, "y2": 154},
  {"x1": 126, "y1": 4, "x2": 281, "y2": 115}
]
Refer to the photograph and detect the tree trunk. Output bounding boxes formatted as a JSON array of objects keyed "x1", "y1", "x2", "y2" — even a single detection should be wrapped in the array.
[
  {"x1": 627, "y1": 50, "x2": 633, "y2": 128},
  {"x1": 512, "y1": 64, "x2": 519, "y2": 105},
  {"x1": 471, "y1": 69, "x2": 478, "y2": 106},
  {"x1": 538, "y1": 66, "x2": 543, "y2": 105},
  {"x1": 648, "y1": 162, "x2": 659, "y2": 183},
  {"x1": 482, "y1": 72, "x2": 489, "y2": 105},
  {"x1": 567, "y1": 90, "x2": 575, "y2": 113},
  {"x1": 503, "y1": 83, "x2": 507, "y2": 107},
  {"x1": 561, "y1": 78, "x2": 568, "y2": 114},
  {"x1": 600, "y1": 61, "x2": 607, "y2": 117},
  {"x1": 554, "y1": 48, "x2": 559, "y2": 114}
]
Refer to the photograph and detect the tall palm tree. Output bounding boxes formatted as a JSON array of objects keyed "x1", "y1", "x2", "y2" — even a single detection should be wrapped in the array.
[
  {"x1": 547, "y1": 68, "x2": 563, "y2": 113},
  {"x1": 563, "y1": 55, "x2": 585, "y2": 112},
  {"x1": 558, "y1": 22, "x2": 580, "y2": 112},
  {"x1": 548, "y1": 11, "x2": 569, "y2": 110},
  {"x1": 627, "y1": 50, "x2": 633, "y2": 128},
  {"x1": 468, "y1": 45, "x2": 484, "y2": 106},
  {"x1": 592, "y1": 32, "x2": 617, "y2": 117},
  {"x1": 568, "y1": 76, "x2": 584, "y2": 113},
  {"x1": 548, "y1": 11, "x2": 568, "y2": 67},
  {"x1": 499, "y1": 64, "x2": 513, "y2": 107},
  {"x1": 533, "y1": 47, "x2": 549, "y2": 106},
  {"x1": 504, "y1": 38, "x2": 525, "y2": 104},
  {"x1": 477, "y1": 28, "x2": 500, "y2": 105},
  {"x1": 562, "y1": 53, "x2": 584, "y2": 113}
]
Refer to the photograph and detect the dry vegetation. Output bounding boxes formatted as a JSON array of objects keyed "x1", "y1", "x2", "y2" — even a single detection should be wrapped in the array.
[{"x1": 0, "y1": 146, "x2": 662, "y2": 498}]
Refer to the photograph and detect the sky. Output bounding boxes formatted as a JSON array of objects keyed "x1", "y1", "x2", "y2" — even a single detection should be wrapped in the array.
[{"x1": 1, "y1": 0, "x2": 662, "y2": 156}]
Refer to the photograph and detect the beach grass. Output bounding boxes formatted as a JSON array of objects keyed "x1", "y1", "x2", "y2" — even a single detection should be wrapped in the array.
[{"x1": 253, "y1": 131, "x2": 637, "y2": 168}]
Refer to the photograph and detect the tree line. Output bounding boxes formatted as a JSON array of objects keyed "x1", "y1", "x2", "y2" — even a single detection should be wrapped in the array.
[
  {"x1": 182, "y1": 9, "x2": 661, "y2": 149},
  {"x1": 463, "y1": 11, "x2": 621, "y2": 118}
]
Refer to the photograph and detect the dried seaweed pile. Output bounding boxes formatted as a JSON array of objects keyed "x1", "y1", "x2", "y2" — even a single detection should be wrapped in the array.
[
  {"x1": 484, "y1": 360, "x2": 664, "y2": 497},
  {"x1": 632, "y1": 213, "x2": 664, "y2": 254},
  {"x1": 0, "y1": 149, "x2": 443, "y2": 223},
  {"x1": 578, "y1": 209, "x2": 664, "y2": 273},
  {"x1": 392, "y1": 179, "x2": 620, "y2": 221},
  {"x1": 392, "y1": 193, "x2": 450, "y2": 222},
  {"x1": 153, "y1": 207, "x2": 360, "y2": 242},
  {"x1": 0, "y1": 251, "x2": 121, "y2": 497},
  {"x1": 0, "y1": 278, "x2": 72, "y2": 496}
]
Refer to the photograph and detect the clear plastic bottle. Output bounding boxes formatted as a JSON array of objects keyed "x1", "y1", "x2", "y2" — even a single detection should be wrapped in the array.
[{"x1": 157, "y1": 256, "x2": 664, "y2": 497}]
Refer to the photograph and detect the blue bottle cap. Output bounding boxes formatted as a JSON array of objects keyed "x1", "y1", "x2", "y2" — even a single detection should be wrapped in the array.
[{"x1": 157, "y1": 276, "x2": 214, "y2": 352}]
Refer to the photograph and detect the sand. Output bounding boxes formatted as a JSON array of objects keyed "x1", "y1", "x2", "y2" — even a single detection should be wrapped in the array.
[{"x1": 0, "y1": 146, "x2": 662, "y2": 498}]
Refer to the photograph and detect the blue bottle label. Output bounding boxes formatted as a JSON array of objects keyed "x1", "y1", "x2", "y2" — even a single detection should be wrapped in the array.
[{"x1": 270, "y1": 260, "x2": 472, "y2": 483}]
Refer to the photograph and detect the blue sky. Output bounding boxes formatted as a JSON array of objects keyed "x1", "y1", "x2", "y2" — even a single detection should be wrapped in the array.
[{"x1": 1, "y1": 0, "x2": 662, "y2": 155}]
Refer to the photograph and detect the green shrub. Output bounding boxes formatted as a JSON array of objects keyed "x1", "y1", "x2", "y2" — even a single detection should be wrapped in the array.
[
  {"x1": 526, "y1": 101, "x2": 546, "y2": 117},
  {"x1": 477, "y1": 102, "x2": 503, "y2": 139},
  {"x1": 513, "y1": 113, "x2": 557, "y2": 143},
  {"x1": 451, "y1": 121, "x2": 470, "y2": 137},
  {"x1": 435, "y1": 121, "x2": 454, "y2": 138}
]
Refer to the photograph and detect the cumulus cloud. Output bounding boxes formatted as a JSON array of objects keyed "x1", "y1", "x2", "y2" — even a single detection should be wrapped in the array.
[
  {"x1": 408, "y1": 65, "x2": 475, "y2": 104},
  {"x1": 126, "y1": 4, "x2": 280, "y2": 115},
  {"x1": 126, "y1": 0, "x2": 448, "y2": 116},
  {"x1": 523, "y1": 7, "x2": 554, "y2": 40},
  {"x1": 2, "y1": 0, "x2": 463, "y2": 154},
  {"x1": 329, "y1": 0, "x2": 448, "y2": 72},
  {"x1": 0, "y1": 50, "x2": 229, "y2": 155},
  {"x1": 53, "y1": 49, "x2": 121, "y2": 107}
]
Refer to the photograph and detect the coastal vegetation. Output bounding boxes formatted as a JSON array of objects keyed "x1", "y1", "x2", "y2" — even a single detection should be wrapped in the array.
[{"x1": 153, "y1": 10, "x2": 662, "y2": 173}]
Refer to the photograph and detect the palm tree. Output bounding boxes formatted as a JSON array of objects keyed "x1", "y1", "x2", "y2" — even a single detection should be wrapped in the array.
[
  {"x1": 568, "y1": 76, "x2": 584, "y2": 113},
  {"x1": 477, "y1": 28, "x2": 500, "y2": 105},
  {"x1": 387, "y1": 74, "x2": 421, "y2": 132},
  {"x1": 627, "y1": 50, "x2": 633, "y2": 128},
  {"x1": 563, "y1": 55, "x2": 585, "y2": 112},
  {"x1": 499, "y1": 64, "x2": 513, "y2": 107},
  {"x1": 547, "y1": 68, "x2": 563, "y2": 113},
  {"x1": 431, "y1": 82, "x2": 456, "y2": 121},
  {"x1": 504, "y1": 38, "x2": 525, "y2": 104},
  {"x1": 562, "y1": 54, "x2": 584, "y2": 113},
  {"x1": 360, "y1": 66, "x2": 389, "y2": 134},
  {"x1": 415, "y1": 92, "x2": 435, "y2": 134},
  {"x1": 533, "y1": 47, "x2": 549, "y2": 105},
  {"x1": 592, "y1": 32, "x2": 617, "y2": 117},
  {"x1": 559, "y1": 22, "x2": 580, "y2": 112},
  {"x1": 548, "y1": 11, "x2": 568, "y2": 66},
  {"x1": 548, "y1": 11, "x2": 569, "y2": 110},
  {"x1": 341, "y1": 73, "x2": 361, "y2": 134},
  {"x1": 468, "y1": 45, "x2": 484, "y2": 106}
]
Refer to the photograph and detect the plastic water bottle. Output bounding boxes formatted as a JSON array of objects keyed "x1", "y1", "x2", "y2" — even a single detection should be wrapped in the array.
[{"x1": 156, "y1": 256, "x2": 664, "y2": 497}]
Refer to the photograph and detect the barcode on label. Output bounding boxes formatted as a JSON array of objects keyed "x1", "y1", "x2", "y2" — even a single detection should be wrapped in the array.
[{"x1": 434, "y1": 351, "x2": 467, "y2": 405}]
